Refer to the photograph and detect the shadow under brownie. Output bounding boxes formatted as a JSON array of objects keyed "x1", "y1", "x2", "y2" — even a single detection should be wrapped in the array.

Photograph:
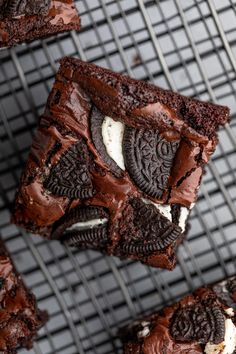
[
  {"x1": 0, "y1": 0, "x2": 81, "y2": 48},
  {"x1": 0, "y1": 239, "x2": 48, "y2": 354},
  {"x1": 12, "y1": 57, "x2": 230, "y2": 270}
]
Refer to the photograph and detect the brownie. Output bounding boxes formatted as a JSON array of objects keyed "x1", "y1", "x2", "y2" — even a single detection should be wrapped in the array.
[
  {"x1": 0, "y1": 0, "x2": 80, "y2": 48},
  {"x1": 121, "y1": 276, "x2": 236, "y2": 354},
  {"x1": 0, "y1": 239, "x2": 48, "y2": 354},
  {"x1": 11, "y1": 57, "x2": 230, "y2": 270}
]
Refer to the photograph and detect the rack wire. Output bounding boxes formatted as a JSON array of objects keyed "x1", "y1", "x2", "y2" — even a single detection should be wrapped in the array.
[{"x1": 0, "y1": 0, "x2": 236, "y2": 353}]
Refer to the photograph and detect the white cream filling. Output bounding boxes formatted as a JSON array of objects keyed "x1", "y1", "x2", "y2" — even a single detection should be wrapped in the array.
[
  {"x1": 102, "y1": 116, "x2": 125, "y2": 170},
  {"x1": 178, "y1": 207, "x2": 189, "y2": 232},
  {"x1": 64, "y1": 218, "x2": 108, "y2": 233},
  {"x1": 142, "y1": 198, "x2": 189, "y2": 232},
  {"x1": 137, "y1": 321, "x2": 151, "y2": 339},
  {"x1": 205, "y1": 318, "x2": 236, "y2": 354},
  {"x1": 225, "y1": 308, "x2": 235, "y2": 317}
]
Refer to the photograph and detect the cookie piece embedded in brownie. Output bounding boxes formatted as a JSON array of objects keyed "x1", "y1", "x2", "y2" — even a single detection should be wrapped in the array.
[
  {"x1": 0, "y1": 239, "x2": 48, "y2": 353},
  {"x1": 11, "y1": 57, "x2": 230, "y2": 270},
  {"x1": 121, "y1": 276, "x2": 236, "y2": 354},
  {"x1": 0, "y1": 0, "x2": 80, "y2": 48}
]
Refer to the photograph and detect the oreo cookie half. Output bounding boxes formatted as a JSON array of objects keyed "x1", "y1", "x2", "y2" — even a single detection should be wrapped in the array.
[
  {"x1": 118, "y1": 198, "x2": 182, "y2": 257},
  {"x1": 170, "y1": 302, "x2": 225, "y2": 344},
  {"x1": 123, "y1": 127, "x2": 179, "y2": 199},
  {"x1": 0, "y1": 0, "x2": 51, "y2": 19},
  {"x1": 52, "y1": 206, "x2": 109, "y2": 250},
  {"x1": 90, "y1": 106, "x2": 124, "y2": 178},
  {"x1": 44, "y1": 139, "x2": 95, "y2": 199}
]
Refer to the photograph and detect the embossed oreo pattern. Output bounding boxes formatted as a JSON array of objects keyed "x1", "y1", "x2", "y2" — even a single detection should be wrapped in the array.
[
  {"x1": 120, "y1": 198, "x2": 182, "y2": 256},
  {"x1": 52, "y1": 206, "x2": 109, "y2": 248},
  {"x1": 123, "y1": 127, "x2": 180, "y2": 199},
  {"x1": 170, "y1": 303, "x2": 225, "y2": 344},
  {"x1": 44, "y1": 140, "x2": 94, "y2": 199},
  {"x1": 90, "y1": 106, "x2": 123, "y2": 177},
  {"x1": 0, "y1": 0, "x2": 50, "y2": 19}
]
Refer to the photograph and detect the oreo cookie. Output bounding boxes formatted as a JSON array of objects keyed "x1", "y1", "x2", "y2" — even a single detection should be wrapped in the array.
[
  {"x1": 123, "y1": 127, "x2": 179, "y2": 199},
  {"x1": 118, "y1": 198, "x2": 182, "y2": 256},
  {"x1": 0, "y1": 0, "x2": 51, "y2": 19},
  {"x1": 52, "y1": 206, "x2": 109, "y2": 250},
  {"x1": 170, "y1": 302, "x2": 225, "y2": 344},
  {"x1": 44, "y1": 139, "x2": 95, "y2": 199},
  {"x1": 90, "y1": 106, "x2": 124, "y2": 178}
]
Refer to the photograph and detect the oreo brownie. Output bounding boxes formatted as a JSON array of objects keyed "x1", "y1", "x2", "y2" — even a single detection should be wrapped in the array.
[
  {"x1": 0, "y1": 0, "x2": 80, "y2": 48},
  {"x1": 0, "y1": 239, "x2": 48, "y2": 353},
  {"x1": 121, "y1": 276, "x2": 236, "y2": 354},
  {"x1": 12, "y1": 57, "x2": 230, "y2": 270}
]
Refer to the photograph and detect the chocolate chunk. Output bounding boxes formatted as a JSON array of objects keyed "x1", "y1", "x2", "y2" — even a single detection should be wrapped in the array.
[
  {"x1": 170, "y1": 303, "x2": 225, "y2": 344},
  {"x1": 52, "y1": 206, "x2": 109, "y2": 249},
  {"x1": 227, "y1": 278, "x2": 236, "y2": 295},
  {"x1": 227, "y1": 278, "x2": 236, "y2": 302},
  {"x1": 90, "y1": 106, "x2": 124, "y2": 178},
  {"x1": 44, "y1": 140, "x2": 95, "y2": 199},
  {"x1": 171, "y1": 204, "x2": 181, "y2": 226},
  {"x1": 0, "y1": 0, "x2": 50, "y2": 19},
  {"x1": 123, "y1": 127, "x2": 179, "y2": 198},
  {"x1": 118, "y1": 198, "x2": 182, "y2": 256}
]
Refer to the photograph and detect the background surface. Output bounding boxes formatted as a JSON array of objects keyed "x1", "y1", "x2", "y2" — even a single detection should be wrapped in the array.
[{"x1": 0, "y1": 0, "x2": 236, "y2": 353}]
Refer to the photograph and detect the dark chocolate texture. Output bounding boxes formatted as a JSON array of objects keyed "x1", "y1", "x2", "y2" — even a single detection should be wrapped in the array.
[
  {"x1": 0, "y1": 239, "x2": 48, "y2": 354},
  {"x1": 122, "y1": 276, "x2": 236, "y2": 354},
  {"x1": 0, "y1": 0, "x2": 80, "y2": 48},
  {"x1": 12, "y1": 58, "x2": 230, "y2": 270}
]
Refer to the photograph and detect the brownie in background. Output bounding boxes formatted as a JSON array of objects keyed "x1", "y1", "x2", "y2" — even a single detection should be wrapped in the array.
[
  {"x1": 0, "y1": 239, "x2": 48, "y2": 353},
  {"x1": 121, "y1": 276, "x2": 236, "y2": 354},
  {"x1": 0, "y1": 0, "x2": 80, "y2": 48}
]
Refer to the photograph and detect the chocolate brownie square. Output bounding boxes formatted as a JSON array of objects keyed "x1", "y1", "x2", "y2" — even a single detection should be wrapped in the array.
[
  {"x1": 0, "y1": 0, "x2": 80, "y2": 48},
  {"x1": 12, "y1": 57, "x2": 230, "y2": 270},
  {"x1": 0, "y1": 239, "x2": 48, "y2": 353},
  {"x1": 121, "y1": 276, "x2": 236, "y2": 354}
]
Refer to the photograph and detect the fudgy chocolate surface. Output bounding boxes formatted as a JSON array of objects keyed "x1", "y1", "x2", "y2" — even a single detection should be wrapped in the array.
[
  {"x1": 0, "y1": 239, "x2": 48, "y2": 354},
  {"x1": 121, "y1": 276, "x2": 236, "y2": 354},
  {"x1": 0, "y1": 0, "x2": 80, "y2": 48},
  {"x1": 12, "y1": 58, "x2": 230, "y2": 270}
]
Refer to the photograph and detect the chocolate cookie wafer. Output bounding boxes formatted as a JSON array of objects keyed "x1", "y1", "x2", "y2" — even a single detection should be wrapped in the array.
[{"x1": 12, "y1": 58, "x2": 230, "y2": 270}]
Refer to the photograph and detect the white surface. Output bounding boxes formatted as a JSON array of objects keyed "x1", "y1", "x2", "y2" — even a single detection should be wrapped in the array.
[{"x1": 102, "y1": 116, "x2": 125, "y2": 170}]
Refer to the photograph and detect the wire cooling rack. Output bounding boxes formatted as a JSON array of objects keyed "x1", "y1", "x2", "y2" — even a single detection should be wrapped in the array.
[{"x1": 0, "y1": 0, "x2": 236, "y2": 353}]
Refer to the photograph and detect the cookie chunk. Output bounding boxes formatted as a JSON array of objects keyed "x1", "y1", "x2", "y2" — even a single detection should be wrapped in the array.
[{"x1": 12, "y1": 58, "x2": 230, "y2": 269}]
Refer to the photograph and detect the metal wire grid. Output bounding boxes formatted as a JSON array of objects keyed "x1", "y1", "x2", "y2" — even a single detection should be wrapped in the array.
[{"x1": 0, "y1": 0, "x2": 236, "y2": 353}]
